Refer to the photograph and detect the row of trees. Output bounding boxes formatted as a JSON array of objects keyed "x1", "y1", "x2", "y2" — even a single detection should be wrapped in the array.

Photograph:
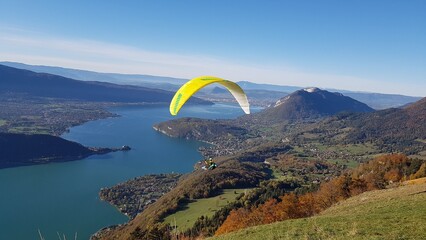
[{"x1": 215, "y1": 154, "x2": 426, "y2": 235}]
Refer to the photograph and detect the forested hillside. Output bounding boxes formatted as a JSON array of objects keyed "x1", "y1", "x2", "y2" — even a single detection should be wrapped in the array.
[{"x1": 0, "y1": 132, "x2": 113, "y2": 168}]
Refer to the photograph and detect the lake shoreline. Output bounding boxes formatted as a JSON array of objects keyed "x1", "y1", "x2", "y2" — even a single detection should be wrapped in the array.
[
  {"x1": 99, "y1": 173, "x2": 182, "y2": 218},
  {"x1": 0, "y1": 104, "x2": 245, "y2": 239},
  {"x1": 0, "y1": 134, "x2": 132, "y2": 170}
]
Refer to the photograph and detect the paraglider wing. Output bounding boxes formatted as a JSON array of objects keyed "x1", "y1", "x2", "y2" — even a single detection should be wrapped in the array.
[{"x1": 169, "y1": 76, "x2": 250, "y2": 115}]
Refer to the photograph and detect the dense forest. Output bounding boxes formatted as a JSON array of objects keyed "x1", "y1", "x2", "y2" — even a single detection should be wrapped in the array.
[{"x1": 0, "y1": 132, "x2": 113, "y2": 168}]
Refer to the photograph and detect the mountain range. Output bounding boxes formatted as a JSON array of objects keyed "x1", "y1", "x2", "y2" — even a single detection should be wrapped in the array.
[
  {"x1": 0, "y1": 61, "x2": 187, "y2": 86},
  {"x1": 0, "y1": 64, "x2": 208, "y2": 104},
  {"x1": 154, "y1": 87, "x2": 426, "y2": 157},
  {"x1": 1, "y1": 61, "x2": 422, "y2": 109},
  {"x1": 154, "y1": 87, "x2": 377, "y2": 142}
]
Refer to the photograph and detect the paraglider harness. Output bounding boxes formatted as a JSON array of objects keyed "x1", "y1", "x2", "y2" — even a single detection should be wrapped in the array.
[{"x1": 203, "y1": 158, "x2": 217, "y2": 170}]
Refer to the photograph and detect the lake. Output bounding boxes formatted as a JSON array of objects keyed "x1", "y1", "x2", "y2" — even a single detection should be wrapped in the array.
[{"x1": 0, "y1": 103, "x2": 258, "y2": 239}]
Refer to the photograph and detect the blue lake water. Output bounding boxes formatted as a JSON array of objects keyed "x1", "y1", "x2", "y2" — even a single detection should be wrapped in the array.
[{"x1": 0, "y1": 103, "x2": 259, "y2": 239}]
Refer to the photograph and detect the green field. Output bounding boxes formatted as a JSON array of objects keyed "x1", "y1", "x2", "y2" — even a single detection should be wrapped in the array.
[
  {"x1": 270, "y1": 167, "x2": 298, "y2": 181},
  {"x1": 292, "y1": 143, "x2": 379, "y2": 168},
  {"x1": 211, "y1": 182, "x2": 426, "y2": 240},
  {"x1": 164, "y1": 189, "x2": 249, "y2": 231},
  {"x1": 9, "y1": 126, "x2": 50, "y2": 135},
  {"x1": 327, "y1": 158, "x2": 359, "y2": 168},
  {"x1": 313, "y1": 143, "x2": 378, "y2": 155}
]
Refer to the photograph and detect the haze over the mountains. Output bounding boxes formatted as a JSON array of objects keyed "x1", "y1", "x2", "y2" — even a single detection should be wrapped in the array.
[
  {"x1": 0, "y1": 64, "x2": 208, "y2": 104},
  {"x1": 1, "y1": 62, "x2": 421, "y2": 110}
]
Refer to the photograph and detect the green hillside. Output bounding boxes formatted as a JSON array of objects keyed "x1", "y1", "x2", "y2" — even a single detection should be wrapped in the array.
[
  {"x1": 164, "y1": 189, "x2": 248, "y2": 231},
  {"x1": 211, "y1": 180, "x2": 426, "y2": 240}
]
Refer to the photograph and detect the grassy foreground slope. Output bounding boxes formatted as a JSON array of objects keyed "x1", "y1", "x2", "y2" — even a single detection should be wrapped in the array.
[{"x1": 211, "y1": 180, "x2": 426, "y2": 240}]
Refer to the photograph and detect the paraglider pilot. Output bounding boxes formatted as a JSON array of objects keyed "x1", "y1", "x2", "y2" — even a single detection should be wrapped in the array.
[{"x1": 202, "y1": 158, "x2": 217, "y2": 170}]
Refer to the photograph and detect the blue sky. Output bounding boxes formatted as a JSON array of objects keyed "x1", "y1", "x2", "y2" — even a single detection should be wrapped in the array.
[{"x1": 0, "y1": 0, "x2": 425, "y2": 96}]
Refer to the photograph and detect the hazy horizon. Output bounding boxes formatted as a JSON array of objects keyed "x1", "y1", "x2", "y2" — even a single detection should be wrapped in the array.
[{"x1": 1, "y1": 1, "x2": 425, "y2": 96}]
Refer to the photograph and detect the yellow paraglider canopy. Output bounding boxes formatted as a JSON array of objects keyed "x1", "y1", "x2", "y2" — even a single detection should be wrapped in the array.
[{"x1": 170, "y1": 76, "x2": 250, "y2": 116}]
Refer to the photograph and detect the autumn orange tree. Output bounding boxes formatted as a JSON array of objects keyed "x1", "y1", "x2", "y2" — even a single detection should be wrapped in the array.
[{"x1": 216, "y1": 154, "x2": 423, "y2": 235}]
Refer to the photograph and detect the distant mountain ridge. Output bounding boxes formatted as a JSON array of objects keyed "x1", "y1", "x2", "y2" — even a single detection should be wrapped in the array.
[
  {"x1": 0, "y1": 64, "x2": 209, "y2": 104},
  {"x1": 0, "y1": 61, "x2": 187, "y2": 85},
  {"x1": 1, "y1": 61, "x2": 421, "y2": 109},
  {"x1": 237, "y1": 81, "x2": 301, "y2": 93}
]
